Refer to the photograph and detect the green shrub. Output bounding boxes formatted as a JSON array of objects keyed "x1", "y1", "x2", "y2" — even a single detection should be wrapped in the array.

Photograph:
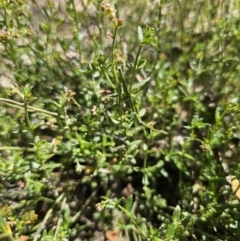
[{"x1": 0, "y1": 0, "x2": 240, "y2": 240}]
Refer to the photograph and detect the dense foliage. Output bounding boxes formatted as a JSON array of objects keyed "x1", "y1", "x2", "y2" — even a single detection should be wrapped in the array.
[{"x1": 0, "y1": 0, "x2": 240, "y2": 240}]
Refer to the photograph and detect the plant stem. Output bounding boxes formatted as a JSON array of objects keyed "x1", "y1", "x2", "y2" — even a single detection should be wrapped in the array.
[
  {"x1": 130, "y1": 45, "x2": 142, "y2": 91},
  {"x1": 33, "y1": 193, "x2": 65, "y2": 241},
  {"x1": 0, "y1": 147, "x2": 35, "y2": 152},
  {"x1": 0, "y1": 98, "x2": 58, "y2": 117},
  {"x1": 112, "y1": 26, "x2": 119, "y2": 62}
]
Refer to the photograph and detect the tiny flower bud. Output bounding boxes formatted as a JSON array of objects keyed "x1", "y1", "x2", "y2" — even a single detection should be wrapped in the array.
[
  {"x1": 0, "y1": 29, "x2": 8, "y2": 42},
  {"x1": 117, "y1": 18, "x2": 123, "y2": 27},
  {"x1": 107, "y1": 31, "x2": 114, "y2": 39}
]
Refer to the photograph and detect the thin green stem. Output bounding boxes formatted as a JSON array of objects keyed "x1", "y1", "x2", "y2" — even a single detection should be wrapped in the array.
[
  {"x1": 33, "y1": 193, "x2": 65, "y2": 241},
  {"x1": 112, "y1": 26, "x2": 119, "y2": 62},
  {"x1": 24, "y1": 101, "x2": 32, "y2": 133},
  {"x1": 101, "y1": 69, "x2": 116, "y2": 89},
  {"x1": 112, "y1": 64, "x2": 119, "y2": 87},
  {"x1": 61, "y1": 106, "x2": 72, "y2": 139},
  {"x1": 72, "y1": 191, "x2": 97, "y2": 224},
  {"x1": 130, "y1": 45, "x2": 142, "y2": 91},
  {"x1": 32, "y1": 0, "x2": 49, "y2": 21},
  {"x1": 175, "y1": 0, "x2": 183, "y2": 48},
  {"x1": 119, "y1": 68, "x2": 135, "y2": 112},
  {"x1": 143, "y1": 151, "x2": 148, "y2": 170},
  {"x1": 0, "y1": 98, "x2": 58, "y2": 117},
  {"x1": 54, "y1": 198, "x2": 66, "y2": 240},
  {"x1": 101, "y1": 197, "x2": 149, "y2": 239},
  {"x1": 0, "y1": 147, "x2": 35, "y2": 152}
]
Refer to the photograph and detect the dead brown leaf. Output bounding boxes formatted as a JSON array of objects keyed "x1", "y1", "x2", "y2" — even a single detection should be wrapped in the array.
[
  {"x1": 18, "y1": 236, "x2": 29, "y2": 241},
  {"x1": 105, "y1": 230, "x2": 120, "y2": 241}
]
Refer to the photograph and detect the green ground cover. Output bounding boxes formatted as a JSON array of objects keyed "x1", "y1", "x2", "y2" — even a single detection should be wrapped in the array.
[{"x1": 0, "y1": 0, "x2": 240, "y2": 240}]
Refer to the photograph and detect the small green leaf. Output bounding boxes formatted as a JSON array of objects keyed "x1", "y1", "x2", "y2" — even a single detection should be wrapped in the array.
[
  {"x1": 128, "y1": 140, "x2": 142, "y2": 152},
  {"x1": 137, "y1": 58, "x2": 146, "y2": 69},
  {"x1": 142, "y1": 174, "x2": 149, "y2": 186},
  {"x1": 141, "y1": 26, "x2": 155, "y2": 45},
  {"x1": 189, "y1": 60, "x2": 197, "y2": 72},
  {"x1": 215, "y1": 107, "x2": 221, "y2": 123},
  {"x1": 132, "y1": 77, "x2": 150, "y2": 90},
  {"x1": 182, "y1": 153, "x2": 194, "y2": 160},
  {"x1": 41, "y1": 162, "x2": 61, "y2": 171},
  {"x1": 172, "y1": 205, "x2": 181, "y2": 223},
  {"x1": 139, "y1": 108, "x2": 146, "y2": 117},
  {"x1": 105, "y1": 202, "x2": 115, "y2": 209},
  {"x1": 166, "y1": 223, "x2": 176, "y2": 238},
  {"x1": 125, "y1": 195, "x2": 133, "y2": 212},
  {"x1": 31, "y1": 162, "x2": 40, "y2": 168},
  {"x1": 138, "y1": 26, "x2": 143, "y2": 42},
  {"x1": 107, "y1": 111, "x2": 120, "y2": 124}
]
